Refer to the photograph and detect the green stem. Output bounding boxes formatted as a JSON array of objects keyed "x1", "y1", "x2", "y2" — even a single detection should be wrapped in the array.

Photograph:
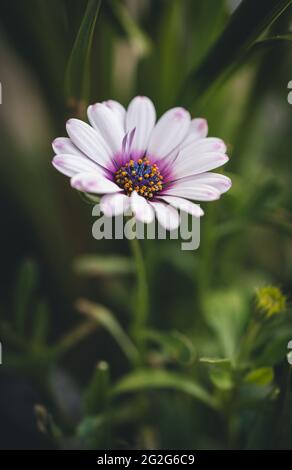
[
  {"x1": 236, "y1": 319, "x2": 260, "y2": 367},
  {"x1": 129, "y1": 237, "x2": 149, "y2": 349},
  {"x1": 195, "y1": 204, "x2": 216, "y2": 319}
]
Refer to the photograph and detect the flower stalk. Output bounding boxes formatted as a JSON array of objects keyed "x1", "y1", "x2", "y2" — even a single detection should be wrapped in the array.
[{"x1": 130, "y1": 237, "x2": 149, "y2": 351}]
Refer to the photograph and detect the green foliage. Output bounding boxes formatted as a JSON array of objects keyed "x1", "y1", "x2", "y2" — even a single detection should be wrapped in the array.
[
  {"x1": 112, "y1": 368, "x2": 217, "y2": 409},
  {"x1": 209, "y1": 366, "x2": 234, "y2": 391},
  {"x1": 74, "y1": 255, "x2": 134, "y2": 277},
  {"x1": 244, "y1": 367, "x2": 274, "y2": 386},
  {"x1": 143, "y1": 329, "x2": 196, "y2": 366},
  {"x1": 0, "y1": 0, "x2": 292, "y2": 451},
  {"x1": 76, "y1": 298, "x2": 139, "y2": 365},
  {"x1": 65, "y1": 0, "x2": 101, "y2": 107},
  {"x1": 203, "y1": 288, "x2": 250, "y2": 360},
  {"x1": 84, "y1": 361, "x2": 110, "y2": 415},
  {"x1": 180, "y1": 0, "x2": 292, "y2": 106},
  {"x1": 105, "y1": 0, "x2": 152, "y2": 57}
]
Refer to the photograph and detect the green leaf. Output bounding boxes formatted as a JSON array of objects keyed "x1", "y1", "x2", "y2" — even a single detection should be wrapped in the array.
[
  {"x1": 156, "y1": 0, "x2": 184, "y2": 110},
  {"x1": 203, "y1": 289, "x2": 250, "y2": 360},
  {"x1": 209, "y1": 367, "x2": 234, "y2": 391},
  {"x1": 105, "y1": 0, "x2": 152, "y2": 57},
  {"x1": 201, "y1": 357, "x2": 234, "y2": 391},
  {"x1": 14, "y1": 259, "x2": 38, "y2": 333},
  {"x1": 74, "y1": 255, "x2": 134, "y2": 277},
  {"x1": 78, "y1": 402, "x2": 139, "y2": 441},
  {"x1": 180, "y1": 0, "x2": 292, "y2": 106},
  {"x1": 84, "y1": 361, "x2": 110, "y2": 414},
  {"x1": 78, "y1": 415, "x2": 105, "y2": 440},
  {"x1": 76, "y1": 299, "x2": 139, "y2": 365},
  {"x1": 65, "y1": 0, "x2": 101, "y2": 106},
  {"x1": 52, "y1": 321, "x2": 98, "y2": 358},
  {"x1": 78, "y1": 402, "x2": 146, "y2": 449},
  {"x1": 143, "y1": 329, "x2": 196, "y2": 365},
  {"x1": 252, "y1": 33, "x2": 292, "y2": 50},
  {"x1": 112, "y1": 369, "x2": 217, "y2": 409},
  {"x1": 200, "y1": 357, "x2": 231, "y2": 366},
  {"x1": 244, "y1": 367, "x2": 274, "y2": 386},
  {"x1": 186, "y1": 0, "x2": 227, "y2": 71}
]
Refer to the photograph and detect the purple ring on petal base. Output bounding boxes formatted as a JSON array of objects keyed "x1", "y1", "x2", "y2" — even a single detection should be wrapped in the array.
[{"x1": 52, "y1": 96, "x2": 232, "y2": 229}]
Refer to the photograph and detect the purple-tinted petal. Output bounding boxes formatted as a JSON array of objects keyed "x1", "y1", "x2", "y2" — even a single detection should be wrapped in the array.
[
  {"x1": 126, "y1": 96, "x2": 156, "y2": 156},
  {"x1": 52, "y1": 154, "x2": 104, "y2": 178},
  {"x1": 147, "y1": 107, "x2": 190, "y2": 159},
  {"x1": 70, "y1": 172, "x2": 121, "y2": 194}
]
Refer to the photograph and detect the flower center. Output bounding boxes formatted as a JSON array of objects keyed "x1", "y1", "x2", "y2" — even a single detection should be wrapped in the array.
[{"x1": 115, "y1": 157, "x2": 163, "y2": 199}]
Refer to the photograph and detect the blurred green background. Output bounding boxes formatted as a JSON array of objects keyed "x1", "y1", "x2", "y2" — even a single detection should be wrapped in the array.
[{"x1": 0, "y1": 0, "x2": 292, "y2": 450}]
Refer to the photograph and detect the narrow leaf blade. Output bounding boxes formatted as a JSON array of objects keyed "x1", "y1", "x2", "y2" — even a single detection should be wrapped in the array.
[
  {"x1": 112, "y1": 369, "x2": 217, "y2": 409},
  {"x1": 65, "y1": 0, "x2": 101, "y2": 109}
]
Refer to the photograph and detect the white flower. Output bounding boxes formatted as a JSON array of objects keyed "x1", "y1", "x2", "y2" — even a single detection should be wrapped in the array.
[{"x1": 52, "y1": 96, "x2": 231, "y2": 230}]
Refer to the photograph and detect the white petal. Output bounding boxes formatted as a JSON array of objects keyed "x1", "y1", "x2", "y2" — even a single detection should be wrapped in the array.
[
  {"x1": 182, "y1": 118, "x2": 208, "y2": 148},
  {"x1": 150, "y1": 201, "x2": 180, "y2": 230},
  {"x1": 159, "y1": 118, "x2": 210, "y2": 166},
  {"x1": 173, "y1": 172, "x2": 232, "y2": 194},
  {"x1": 163, "y1": 184, "x2": 220, "y2": 201},
  {"x1": 87, "y1": 103, "x2": 124, "y2": 153},
  {"x1": 52, "y1": 137, "x2": 84, "y2": 157},
  {"x1": 173, "y1": 151, "x2": 229, "y2": 179},
  {"x1": 157, "y1": 195, "x2": 204, "y2": 217},
  {"x1": 100, "y1": 193, "x2": 130, "y2": 216},
  {"x1": 70, "y1": 172, "x2": 121, "y2": 194},
  {"x1": 130, "y1": 190, "x2": 154, "y2": 224},
  {"x1": 102, "y1": 100, "x2": 126, "y2": 130},
  {"x1": 66, "y1": 119, "x2": 112, "y2": 169},
  {"x1": 179, "y1": 138, "x2": 227, "y2": 158},
  {"x1": 126, "y1": 96, "x2": 156, "y2": 155},
  {"x1": 52, "y1": 154, "x2": 104, "y2": 178},
  {"x1": 147, "y1": 107, "x2": 191, "y2": 159}
]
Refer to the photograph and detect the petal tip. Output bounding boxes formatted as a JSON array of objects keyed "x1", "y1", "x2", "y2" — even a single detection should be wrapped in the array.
[
  {"x1": 199, "y1": 118, "x2": 207, "y2": 128},
  {"x1": 70, "y1": 178, "x2": 81, "y2": 190},
  {"x1": 52, "y1": 155, "x2": 62, "y2": 164},
  {"x1": 66, "y1": 118, "x2": 76, "y2": 129},
  {"x1": 52, "y1": 138, "x2": 63, "y2": 151},
  {"x1": 174, "y1": 107, "x2": 189, "y2": 121}
]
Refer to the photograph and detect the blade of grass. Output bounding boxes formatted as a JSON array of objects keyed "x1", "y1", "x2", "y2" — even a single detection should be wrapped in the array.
[
  {"x1": 179, "y1": 0, "x2": 292, "y2": 107},
  {"x1": 85, "y1": 361, "x2": 110, "y2": 415},
  {"x1": 65, "y1": 0, "x2": 101, "y2": 112},
  {"x1": 52, "y1": 320, "x2": 98, "y2": 358},
  {"x1": 76, "y1": 298, "x2": 140, "y2": 365},
  {"x1": 112, "y1": 369, "x2": 218, "y2": 410},
  {"x1": 105, "y1": 0, "x2": 152, "y2": 57}
]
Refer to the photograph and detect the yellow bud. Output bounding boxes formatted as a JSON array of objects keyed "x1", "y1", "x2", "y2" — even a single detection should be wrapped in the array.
[{"x1": 255, "y1": 286, "x2": 286, "y2": 318}]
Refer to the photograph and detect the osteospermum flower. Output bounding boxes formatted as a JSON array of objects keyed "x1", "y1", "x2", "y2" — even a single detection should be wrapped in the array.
[{"x1": 52, "y1": 96, "x2": 231, "y2": 229}]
